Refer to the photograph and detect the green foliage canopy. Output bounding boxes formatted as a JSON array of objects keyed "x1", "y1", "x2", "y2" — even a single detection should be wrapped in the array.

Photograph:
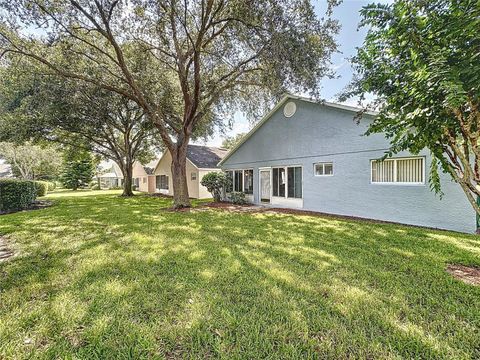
[
  {"x1": 345, "y1": 0, "x2": 480, "y2": 217},
  {"x1": 0, "y1": 0, "x2": 340, "y2": 207}
]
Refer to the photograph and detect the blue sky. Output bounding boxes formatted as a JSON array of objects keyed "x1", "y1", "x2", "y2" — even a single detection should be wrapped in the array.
[{"x1": 203, "y1": 0, "x2": 393, "y2": 147}]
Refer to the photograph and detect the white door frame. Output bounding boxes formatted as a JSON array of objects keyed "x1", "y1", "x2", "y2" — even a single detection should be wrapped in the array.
[{"x1": 259, "y1": 167, "x2": 272, "y2": 203}]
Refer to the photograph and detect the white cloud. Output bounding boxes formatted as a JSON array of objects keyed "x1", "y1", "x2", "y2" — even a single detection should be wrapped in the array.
[{"x1": 329, "y1": 58, "x2": 348, "y2": 72}]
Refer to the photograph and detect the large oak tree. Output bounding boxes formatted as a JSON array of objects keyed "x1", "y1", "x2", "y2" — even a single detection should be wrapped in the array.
[
  {"x1": 0, "y1": 0, "x2": 339, "y2": 207},
  {"x1": 344, "y1": 0, "x2": 480, "y2": 226},
  {"x1": 0, "y1": 62, "x2": 160, "y2": 196}
]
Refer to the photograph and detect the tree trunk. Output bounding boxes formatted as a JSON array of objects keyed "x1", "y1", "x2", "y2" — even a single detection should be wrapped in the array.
[
  {"x1": 120, "y1": 159, "x2": 134, "y2": 197},
  {"x1": 171, "y1": 145, "x2": 190, "y2": 208}
]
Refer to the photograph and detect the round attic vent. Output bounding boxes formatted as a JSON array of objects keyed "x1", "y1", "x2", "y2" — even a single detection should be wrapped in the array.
[{"x1": 283, "y1": 101, "x2": 297, "y2": 118}]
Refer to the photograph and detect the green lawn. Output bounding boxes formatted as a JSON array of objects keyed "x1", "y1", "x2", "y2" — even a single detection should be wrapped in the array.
[{"x1": 0, "y1": 190, "x2": 479, "y2": 359}]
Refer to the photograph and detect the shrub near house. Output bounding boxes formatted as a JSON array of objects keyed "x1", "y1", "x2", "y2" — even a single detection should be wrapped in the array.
[
  {"x1": 200, "y1": 172, "x2": 230, "y2": 202},
  {"x1": 0, "y1": 179, "x2": 37, "y2": 213},
  {"x1": 34, "y1": 181, "x2": 49, "y2": 197}
]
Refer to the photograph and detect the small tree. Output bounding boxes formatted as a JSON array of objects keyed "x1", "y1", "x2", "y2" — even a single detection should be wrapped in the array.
[
  {"x1": 200, "y1": 172, "x2": 230, "y2": 202},
  {"x1": 344, "y1": 0, "x2": 480, "y2": 225},
  {"x1": 61, "y1": 149, "x2": 96, "y2": 190},
  {"x1": 0, "y1": 142, "x2": 62, "y2": 180}
]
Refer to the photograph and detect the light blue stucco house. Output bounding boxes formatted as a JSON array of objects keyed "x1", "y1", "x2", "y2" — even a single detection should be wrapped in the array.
[{"x1": 219, "y1": 94, "x2": 475, "y2": 233}]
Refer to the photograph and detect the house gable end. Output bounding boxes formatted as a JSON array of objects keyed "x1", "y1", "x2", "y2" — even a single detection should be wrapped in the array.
[{"x1": 221, "y1": 97, "x2": 382, "y2": 167}]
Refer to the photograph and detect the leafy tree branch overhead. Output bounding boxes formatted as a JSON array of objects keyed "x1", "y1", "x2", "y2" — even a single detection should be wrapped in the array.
[
  {"x1": 343, "y1": 0, "x2": 480, "y2": 220},
  {"x1": 0, "y1": 0, "x2": 340, "y2": 207}
]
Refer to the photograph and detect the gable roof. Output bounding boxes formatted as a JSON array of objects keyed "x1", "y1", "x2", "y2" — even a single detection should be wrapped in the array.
[
  {"x1": 186, "y1": 145, "x2": 228, "y2": 169},
  {"x1": 153, "y1": 145, "x2": 228, "y2": 174},
  {"x1": 218, "y1": 94, "x2": 378, "y2": 166}
]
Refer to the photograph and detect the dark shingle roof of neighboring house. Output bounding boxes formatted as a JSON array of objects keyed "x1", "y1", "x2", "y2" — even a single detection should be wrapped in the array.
[
  {"x1": 143, "y1": 166, "x2": 155, "y2": 175},
  {"x1": 186, "y1": 145, "x2": 228, "y2": 169},
  {"x1": 0, "y1": 163, "x2": 12, "y2": 178},
  {"x1": 143, "y1": 158, "x2": 160, "y2": 175}
]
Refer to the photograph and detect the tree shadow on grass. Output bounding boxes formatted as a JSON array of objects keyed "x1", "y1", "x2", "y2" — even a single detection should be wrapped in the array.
[{"x1": 0, "y1": 194, "x2": 479, "y2": 358}]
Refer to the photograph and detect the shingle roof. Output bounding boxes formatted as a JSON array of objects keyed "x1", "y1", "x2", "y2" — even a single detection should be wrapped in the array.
[
  {"x1": 143, "y1": 158, "x2": 160, "y2": 175},
  {"x1": 186, "y1": 145, "x2": 228, "y2": 169}
]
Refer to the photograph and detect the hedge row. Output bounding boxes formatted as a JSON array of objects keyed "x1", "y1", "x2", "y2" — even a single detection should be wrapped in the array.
[{"x1": 0, "y1": 179, "x2": 37, "y2": 213}]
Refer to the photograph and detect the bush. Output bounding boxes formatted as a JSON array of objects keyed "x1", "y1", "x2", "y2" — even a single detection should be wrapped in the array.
[
  {"x1": 200, "y1": 172, "x2": 230, "y2": 202},
  {"x1": 230, "y1": 191, "x2": 247, "y2": 205},
  {"x1": 34, "y1": 181, "x2": 49, "y2": 197},
  {"x1": 89, "y1": 181, "x2": 98, "y2": 189},
  {"x1": 0, "y1": 179, "x2": 37, "y2": 213},
  {"x1": 91, "y1": 184, "x2": 100, "y2": 190},
  {"x1": 47, "y1": 181, "x2": 56, "y2": 191}
]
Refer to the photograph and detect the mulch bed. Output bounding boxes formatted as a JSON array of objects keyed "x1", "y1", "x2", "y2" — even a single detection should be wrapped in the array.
[
  {"x1": 161, "y1": 202, "x2": 260, "y2": 213},
  {"x1": 148, "y1": 193, "x2": 174, "y2": 199},
  {"x1": 201, "y1": 202, "x2": 260, "y2": 212},
  {"x1": 0, "y1": 200, "x2": 53, "y2": 216},
  {"x1": 447, "y1": 264, "x2": 480, "y2": 286},
  {"x1": 0, "y1": 236, "x2": 14, "y2": 262}
]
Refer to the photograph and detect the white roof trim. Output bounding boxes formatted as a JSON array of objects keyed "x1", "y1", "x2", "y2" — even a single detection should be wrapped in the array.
[
  {"x1": 153, "y1": 151, "x2": 169, "y2": 174},
  {"x1": 186, "y1": 157, "x2": 200, "y2": 170},
  {"x1": 218, "y1": 94, "x2": 378, "y2": 166}
]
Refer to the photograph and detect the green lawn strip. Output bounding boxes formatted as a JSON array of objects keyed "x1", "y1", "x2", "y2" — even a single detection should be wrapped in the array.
[{"x1": 0, "y1": 190, "x2": 479, "y2": 359}]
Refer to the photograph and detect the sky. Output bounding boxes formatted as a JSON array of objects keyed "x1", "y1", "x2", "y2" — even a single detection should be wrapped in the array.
[{"x1": 200, "y1": 0, "x2": 393, "y2": 147}]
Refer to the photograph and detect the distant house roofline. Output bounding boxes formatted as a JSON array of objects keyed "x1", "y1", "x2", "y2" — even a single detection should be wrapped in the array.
[
  {"x1": 218, "y1": 94, "x2": 378, "y2": 166},
  {"x1": 153, "y1": 145, "x2": 228, "y2": 174}
]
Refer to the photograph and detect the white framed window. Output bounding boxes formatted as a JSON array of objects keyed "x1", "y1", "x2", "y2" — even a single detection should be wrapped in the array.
[
  {"x1": 191, "y1": 172, "x2": 197, "y2": 181},
  {"x1": 226, "y1": 169, "x2": 253, "y2": 193},
  {"x1": 314, "y1": 162, "x2": 333, "y2": 176},
  {"x1": 273, "y1": 166, "x2": 302, "y2": 199},
  {"x1": 371, "y1": 157, "x2": 425, "y2": 185},
  {"x1": 243, "y1": 169, "x2": 253, "y2": 195},
  {"x1": 272, "y1": 167, "x2": 286, "y2": 197},
  {"x1": 234, "y1": 170, "x2": 243, "y2": 192},
  {"x1": 287, "y1": 166, "x2": 302, "y2": 198}
]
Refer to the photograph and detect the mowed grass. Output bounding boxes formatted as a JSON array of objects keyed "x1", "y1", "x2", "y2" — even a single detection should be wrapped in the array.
[{"x1": 0, "y1": 190, "x2": 479, "y2": 359}]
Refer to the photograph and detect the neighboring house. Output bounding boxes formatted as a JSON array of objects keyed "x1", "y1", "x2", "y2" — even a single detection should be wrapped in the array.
[
  {"x1": 219, "y1": 94, "x2": 475, "y2": 233},
  {"x1": 153, "y1": 145, "x2": 228, "y2": 199},
  {"x1": 0, "y1": 161, "x2": 13, "y2": 179},
  {"x1": 97, "y1": 163, "x2": 124, "y2": 189},
  {"x1": 132, "y1": 158, "x2": 159, "y2": 193}
]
